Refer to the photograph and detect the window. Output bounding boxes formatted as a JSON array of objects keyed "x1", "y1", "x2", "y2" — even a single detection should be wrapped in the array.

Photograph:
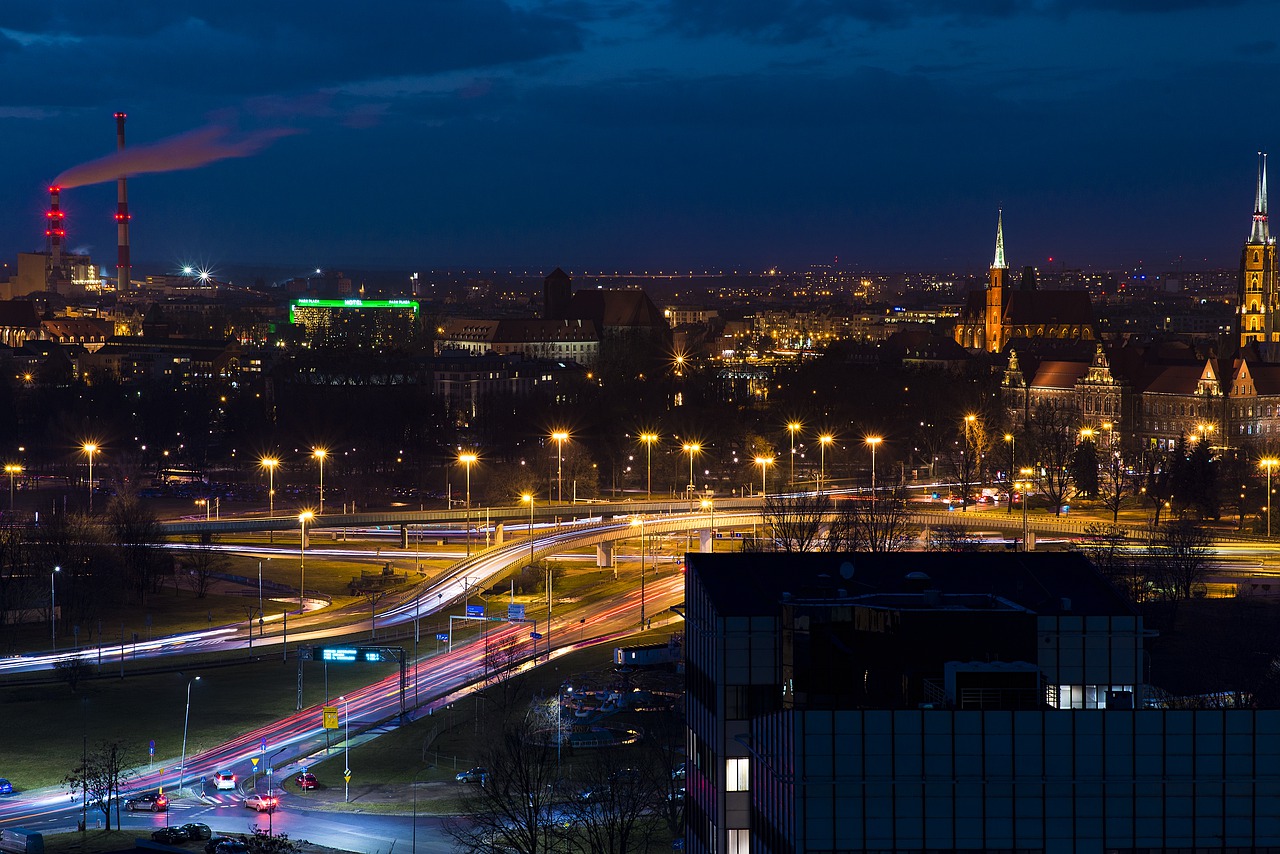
[
  {"x1": 726, "y1": 757, "x2": 749, "y2": 792},
  {"x1": 727, "y1": 828, "x2": 749, "y2": 854}
]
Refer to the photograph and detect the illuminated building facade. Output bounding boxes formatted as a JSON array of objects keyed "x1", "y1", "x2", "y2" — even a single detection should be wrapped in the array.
[
  {"x1": 289, "y1": 298, "x2": 419, "y2": 348},
  {"x1": 1237, "y1": 153, "x2": 1280, "y2": 350}
]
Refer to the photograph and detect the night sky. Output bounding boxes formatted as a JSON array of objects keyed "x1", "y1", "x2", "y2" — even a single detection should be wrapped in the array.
[{"x1": 1, "y1": 0, "x2": 1278, "y2": 275}]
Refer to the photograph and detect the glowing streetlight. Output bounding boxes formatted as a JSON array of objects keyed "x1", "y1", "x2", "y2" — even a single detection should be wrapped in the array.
[
  {"x1": 1003, "y1": 434, "x2": 1015, "y2": 515},
  {"x1": 818, "y1": 435, "x2": 833, "y2": 493},
  {"x1": 1018, "y1": 467, "x2": 1035, "y2": 551},
  {"x1": 683, "y1": 443, "x2": 701, "y2": 496},
  {"x1": 630, "y1": 516, "x2": 647, "y2": 627},
  {"x1": 551, "y1": 431, "x2": 569, "y2": 503},
  {"x1": 298, "y1": 511, "x2": 315, "y2": 612},
  {"x1": 178, "y1": 676, "x2": 201, "y2": 792},
  {"x1": 313, "y1": 448, "x2": 328, "y2": 514},
  {"x1": 701, "y1": 496, "x2": 715, "y2": 547},
  {"x1": 864, "y1": 437, "x2": 883, "y2": 493},
  {"x1": 1080, "y1": 427, "x2": 1095, "y2": 442},
  {"x1": 755, "y1": 456, "x2": 774, "y2": 497},
  {"x1": 639, "y1": 433, "x2": 659, "y2": 499},
  {"x1": 786, "y1": 422, "x2": 802, "y2": 486},
  {"x1": 4, "y1": 463, "x2": 20, "y2": 513},
  {"x1": 1101, "y1": 421, "x2": 1115, "y2": 452},
  {"x1": 458, "y1": 452, "x2": 478, "y2": 556},
  {"x1": 1263, "y1": 458, "x2": 1279, "y2": 537},
  {"x1": 50, "y1": 565, "x2": 60, "y2": 648},
  {"x1": 82, "y1": 443, "x2": 98, "y2": 512},
  {"x1": 522, "y1": 493, "x2": 536, "y2": 569},
  {"x1": 261, "y1": 457, "x2": 279, "y2": 543}
]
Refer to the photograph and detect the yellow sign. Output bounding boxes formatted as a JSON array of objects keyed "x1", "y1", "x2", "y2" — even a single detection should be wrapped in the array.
[
  {"x1": 251, "y1": 757, "x2": 259, "y2": 767},
  {"x1": 344, "y1": 773, "x2": 351, "y2": 783},
  {"x1": 323, "y1": 706, "x2": 340, "y2": 730}
]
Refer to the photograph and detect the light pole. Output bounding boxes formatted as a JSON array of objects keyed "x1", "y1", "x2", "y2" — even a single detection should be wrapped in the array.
[
  {"x1": 787, "y1": 422, "x2": 801, "y2": 487},
  {"x1": 339, "y1": 695, "x2": 350, "y2": 803},
  {"x1": 557, "y1": 685, "x2": 572, "y2": 776},
  {"x1": 50, "y1": 565, "x2": 60, "y2": 648},
  {"x1": 82, "y1": 443, "x2": 97, "y2": 512},
  {"x1": 1263, "y1": 459, "x2": 1279, "y2": 537},
  {"x1": 630, "y1": 516, "x2": 646, "y2": 628},
  {"x1": 682, "y1": 442, "x2": 701, "y2": 496},
  {"x1": 550, "y1": 431, "x2": 569, "y2": 503},
  {"x1": 522, "y1": 493, "x2": 536, "y2": 569},
  {"x1": 459, "y1": 452, "x2": 477, "y2": 556},
  {"x1": 1003, "y1": 433, "x2": 1015, "y2": 514},
  {"x1": 261, "y1": 457, "x2": 278, "y2": 543},
  {"x1": 313, "y1": 448, "x2": 327, "y2": 514},
  {"x1": 865, "y1": 437, "x2": 882, "y2": 494},
  {"x1": 1101, "y1": 421, "x2": 1115, "y2": 452},
  {"x1": 818, "y1": 435, "x2": 833, "y2": 493},
  {"x1": 755, "y1": 456, "x2": 774, "y2": 497},
  {"x1": 298, "y1": 511, "x2": 314, "y2": 612},
  {"x1": 4, "y1": 463, "x2": 19, "y2": 513},
  {"x1": 178, "y1": 676, "x2": 201, "y2": 793},
  {"x1": 701, "y1": 497, "x2": 715, "y2": 549},
  {"x1": 1018, "y1": 467, "x2": 1034, "y2": 551},
  {"x1": 639, "y1": 433, "x2": 658, "y2": 499}
]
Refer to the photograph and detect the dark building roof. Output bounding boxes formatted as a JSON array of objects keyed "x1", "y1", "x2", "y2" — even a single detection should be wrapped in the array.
[
  {"x1": 566, "y1": 289, "x2": 666, "y2": 331},
  {"x1": 0, "y1": 299, "x2": 40, "y2": 329},
  {"x1": 1002, "y1": 290, "x2": 1094, "y2": 326},
  {"x1": 687, "y1": 552, "x2": 1135, "y2": 619}
]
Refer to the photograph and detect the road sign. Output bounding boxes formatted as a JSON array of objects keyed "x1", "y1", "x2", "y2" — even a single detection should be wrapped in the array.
[
  {"x1": 466, "y1": 604, "x2": 484, "y2": 618},
  {"x1": 323, "y1": 706, "x2": 340, "y2": 730},
  {"x1": 261, "y1": 737, "x2": 267, "y2": 751},
  {"x1": 435, "y1": 633, "x2": 448, "y2": 641},
  {"x1": 149, "y1": 739, "x2": 155, "y2": 756},
  {"x1": 251, "y1": 757, "x2": 259, "y2": 767},
  {"x1": 507, "y1": 603, "x2": 525, "y2": 621},
  {"x1": 344, "y1": 769, "x2": 351, "y2": 783},
  {"x1": 530, "y1": 631, "x2": 543, "y2": 640}
]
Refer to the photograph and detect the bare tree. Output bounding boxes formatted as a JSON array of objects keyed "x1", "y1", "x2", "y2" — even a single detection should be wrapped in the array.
[
  {"x1": 1029, "y1": 403, "x2": 1080, "y2": 516},
  {"x1": 925, "y1": 525, "x2": 980, "y2": 552},
  {"x1": 1098, "y1": 451, "x2": 1135, "y2": 523},
  {"x1": 65, "y1": 740, "x2": 133, "y2": 830},
  {"x1": 761, "y1": 493, "x2": 832, "y2": 552},
  {"x1": 1146, "y1": 519, "x2": 1213, "y2": 629},
  {"x1": 55, "y1": 654, "x2": 94, "y2": 693},
  {"x1": 829, "y1": 491, "x2": 915, "y2": 552},
  {"x1": 180, "y1": 533, "x2": 226, "y2": 599},
  {"x1": 1076, "y1": 523, "x2": 1141, "y2": 601}
]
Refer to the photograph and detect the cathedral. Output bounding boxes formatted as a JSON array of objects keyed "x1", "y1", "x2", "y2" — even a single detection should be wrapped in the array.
[
  {"x1": 1237, "y1": 153, "x2": 1279, "y2": 351},
  {"x1": 952, "y1": 211, "x2": 1097, "y2": 353}
]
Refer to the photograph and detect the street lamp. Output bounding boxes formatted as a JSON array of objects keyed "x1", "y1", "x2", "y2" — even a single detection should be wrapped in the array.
[
  {"x1": 522, "y1": 493, "x2": 536, "y2": 569},
  {"x1": 1018, "y1": 467, "x2": 1034, "y2": 552},
  {"x1": 1003, "y1": 433, "x2": 1015, "y2": 514},
  {"x1": 639, "y1": 433, "x2": 659, "y2": 499},
  {"x1": 1080, "y1": 427, "x2": 1095, "y2": 443},
  {"x1": 701, "y1": 496, "x2": 715, "y2": 549},
  {"x1": 1263, "y1": 458, "x2": 1279, "y2": 537},
  {"x1": 1101, "y1": 421, "x2": 1115, "y2": 452},
  {"x1": 298, "y1": 511, "x2": 314, "y2": 612},
  {"x1": 4, "y1": 463, "x2": 19, "y2": 513},
  {"x1": 261, "y1": 458, "x2": 279, "y2": 545},
  {"x1": 458, "y1": 452, "x2": 477, "y2": 556},
  {"x1": 755, "y1": 455, "x2": 774, "y2": 497},
  {"x1": 50, "y1": 565, "x2": 60, "y2": 648},
  {"x1": 313, "y1": 448, "x2": 328, "y2": 514},
  {"x1": 178, "y1": 676, "x2": 201, "y2": 792},
  {"x1": 339, "y1": 695, "x2": 350, "y2": 803},
  {"x1": 630, "y1": 516, "x2": 646, "y2": 628},
  {"x1": 682, "y1": 442, "x2": 701, "y2": 496},
  {"x1": 786, "y1": 422, "x2": 802, "y2": 486},
  {"x1": 818, "y1": 435, "x2": 833, "y2": 493},
  {"x1": 551, "y1": 431, "x2": 569, "y2": 503},
  {"x1": 82, "y1": 443, "x2": 97, "y2": 512},
  {"x1": 865, "y1": 437, "x2": 883, "y2": 494}
]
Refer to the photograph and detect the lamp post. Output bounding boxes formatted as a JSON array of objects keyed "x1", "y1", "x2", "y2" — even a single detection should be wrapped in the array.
[
  {"x1": 50, "y1": 565, "x2": 60, "y2": 648},
  {"x1": 1003, "y1": 433, "x2": 1015, "y2": 514},
  {"x1": 639, "y1": 433, "x2": 658, "y2": 499},
  {"x1": 82, "y1": 443, "x2": 97, "y2": 512},
  {"x1": 4, "y1": 463, "x2": 19, "y2": 513},
  {"x1": 298, "y1": 511, "x2": 314, "y2": 613},
  {"x1": 313, "y1": 448, "x2": 327, "y2": 514},
  {"x1": 787, "y1": 422, "x2": 801, "y2": 487},
  {"x1": 261, "y1": 457, "x2": 278, "y2": 543},
  {"x1": 1018, "y1": 467, "x2": 1034, "y2": 552},
  {"x1": 522, "y1": 493, "x2": 536, "y2": 569},
  {"x1": 178, "y1": 676, "x2": 201, "y2": 792},
  {"x1": 550, "y1": 431, "x2": 569, "y2": 503},
  {"x1": 1263, "y1": 458, "x2": 1279, "y2": 537},
  {"x1": 755, "y1": 456, "x2": 774, "y2": 497},
  {"x1": 701, "y1": 496, "x2": 715, "y2": 549},
  {"x1": 865, "y1": 437, "x2": 882, "y2": 494},
  {"x1": 630, "y1": 516, "x2": 646, "y2": 628},
  {"x1": 1101, "y1": 421, "x2": 1115, "y2": 452},
  {"x1": 682, "y1": 443, "x2": 701, "y2": 496},
  {"x1": 459, "y1": 452, "x2": 477, "y2": 556},
  {"x1": 818, "y1": 435, "x2": 833, "y2": 493},
  {"x1": 339, "y1": 695, "x2": 350, "y2": 803},
  {"x1": 557, "y1": 685, "x2": 572, "y2": 776}
]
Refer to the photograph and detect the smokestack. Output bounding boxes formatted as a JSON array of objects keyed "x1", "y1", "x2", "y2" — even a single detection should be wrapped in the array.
[
  {"x1": 114, "y1": 112, "x2": 131, "y2": 291},
  {"x1": 45, "y1": 185, "x2": 66, "y2": 292}
]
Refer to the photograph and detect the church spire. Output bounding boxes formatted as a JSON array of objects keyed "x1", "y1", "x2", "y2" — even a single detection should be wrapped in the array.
[
  {"x1": 1251, "y1": 152, "x2": 1270, "y2": 245},
  {"x1": 992, "y1": 208, "x2": 1008, "y2": 270}
]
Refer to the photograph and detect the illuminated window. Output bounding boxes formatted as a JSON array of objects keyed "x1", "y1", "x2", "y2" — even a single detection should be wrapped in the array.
[
  {"x1": 726, "y1": 757, "x2": 749, "y2": 792},
  {"x1": 727, "y1": 828, "x2": 749, "y2": 854}
]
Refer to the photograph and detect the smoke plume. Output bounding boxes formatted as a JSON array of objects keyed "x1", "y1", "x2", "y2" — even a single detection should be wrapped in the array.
[{"x1": 54, "y1": 123, "x2": 297, "y2": 189}]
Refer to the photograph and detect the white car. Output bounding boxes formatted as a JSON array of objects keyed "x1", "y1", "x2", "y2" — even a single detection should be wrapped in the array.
[
  {"x1": 243, "y1": 794, "x2": 277, "y2": 812},
  {"x1": 212, "y1": 771, "x2": 236, "y2": 791}
]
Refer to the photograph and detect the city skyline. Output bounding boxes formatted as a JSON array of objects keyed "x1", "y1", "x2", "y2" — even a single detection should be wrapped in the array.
[{"x1": 1, "y1": 1, "x2": 1278, "y2": 272}]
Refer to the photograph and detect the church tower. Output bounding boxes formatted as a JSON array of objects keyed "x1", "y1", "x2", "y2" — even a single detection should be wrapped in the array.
[
  {"x1": 1238, "y1": 153, "x2": 1279, "y2": 350},
  {"x1": 984, "y1": 210, "x2": 1008, "y2": 353}
]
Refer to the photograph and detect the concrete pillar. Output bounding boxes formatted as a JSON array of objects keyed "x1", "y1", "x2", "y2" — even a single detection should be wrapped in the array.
[
  {"x1": 698, "y1": 528, "x2": 713, "y2": 552},
  {"x1": 1026, "y1": 531, "x2": 1036, "y2": 551},
  {"x1": 494, "y1": 521, "x2": 504, "y2": 546},
  {"x1": 400, "y1": 524, "x2": 409, "y2": 549},
  {"x1": 596, "y1": 542, "x2": 614, "y2": 567}
]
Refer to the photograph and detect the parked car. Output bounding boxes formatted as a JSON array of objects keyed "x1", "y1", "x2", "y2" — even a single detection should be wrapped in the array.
[
  {"x1": 294, "y1": 772, "x2": 318, "y2": 790},
  {"x1": 455, "y1": 767, "x2": 488, "y2": 785},
  {"x1": 243, "y1": 794, "x2": 278, "y2": 812},
  {"x1": 151, "y1": 827, "x2": 190, "y2": 845},
  {"x1": 181, "y1": 823, "x2": 212, "y2": 841},
  {"x1": 125, "y1": 792, "x2": 169, "y2": 812},
  {"x1": 212, "y1": 770, "x2": 236, "y2": 791},
  {"x1": 205, "y1": 837, "x2": 243, "y2": 854},
  {"x1": 0, "y1": 779, "x2": 12, "y2": 795}
]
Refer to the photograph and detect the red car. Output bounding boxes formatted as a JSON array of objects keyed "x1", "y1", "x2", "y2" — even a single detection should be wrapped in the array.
[{"x1": 294, "y1": 772, "x2": 318, "y2": 790}]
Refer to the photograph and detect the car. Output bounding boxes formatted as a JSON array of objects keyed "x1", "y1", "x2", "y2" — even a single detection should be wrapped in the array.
[
  {"x1": 0, "y1": 779, "x2": 12, "y2": 795},
  {"x1": 212, "y1": 770, "x2": 236, "y2": 791},
  {"x1": 125, "y1": 792, "x2": 169, "y2": 812},
  {"x1": 181, "y1": 823, "x2": 212, "y2": 841},
  {"x1": 294, "y1": 772, "x2": 318, "y2": 790},
  {"x1": 211, "y1": 840, "x2": 248, "y2": 854},
  {"x1": 455, "y1": 767, "x2": 488, "y2": 785},
  {"x1": 151, "y1": 827, "x2": 190, "y2": 845},
  {"x1": 243, "y1": 794, "x2": 278, "y2": 812}
]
